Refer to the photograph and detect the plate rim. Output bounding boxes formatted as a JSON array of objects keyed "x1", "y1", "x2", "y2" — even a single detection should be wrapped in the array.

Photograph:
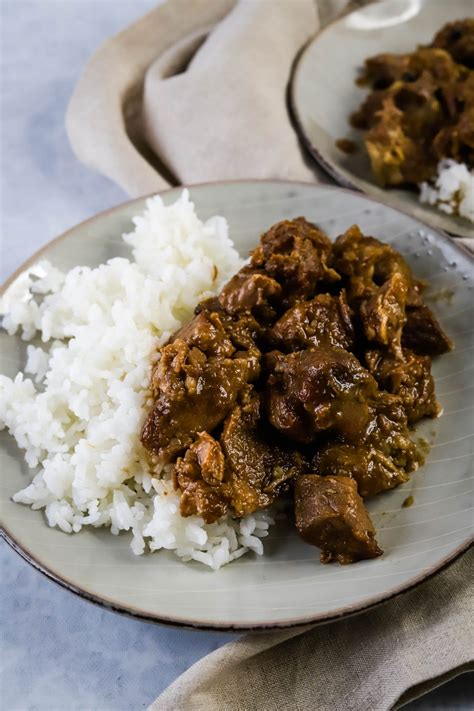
[
  {"x1": 289, "y1": 1, "x2": 474, "y2": 240},
  {"x1": 2, "y1": 525, "x2": 471, "y2": 632},
  {"x1": 1, "y1": 179, "x2": 473, "y2": 631}
]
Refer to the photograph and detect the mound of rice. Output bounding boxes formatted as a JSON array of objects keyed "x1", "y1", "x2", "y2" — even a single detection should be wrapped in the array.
[
  {"x1": 419, "y1": 159, "x2": 474, "y2": 223},
  {"x1": 0, "y1": 190, "x2": 274, "y2": 569}
]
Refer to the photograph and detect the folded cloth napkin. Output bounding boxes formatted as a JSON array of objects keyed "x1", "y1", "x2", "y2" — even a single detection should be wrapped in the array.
[
  {"x1": 66, "y1": 0, "x2": 329, "y2": 195},
  {"x1": 149, "y1": 549, "x2": 473, "y2": 711},
  {"x1": 66, "y1": 2, "x2": 473, "y2": 708}
]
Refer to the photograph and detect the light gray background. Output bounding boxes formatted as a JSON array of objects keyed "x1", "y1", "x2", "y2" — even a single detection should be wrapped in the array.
[{"x1": 0, "y1": 2, "x2": 472, "y2": 709}]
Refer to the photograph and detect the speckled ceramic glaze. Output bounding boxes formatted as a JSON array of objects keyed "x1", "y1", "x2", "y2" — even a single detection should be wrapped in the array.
[
  {"x1": 291, "y1": 0, "x2": 474, "y2": 239},
  {"x1": 1, "y1": 182, "x2": 473, "y2": 629}
]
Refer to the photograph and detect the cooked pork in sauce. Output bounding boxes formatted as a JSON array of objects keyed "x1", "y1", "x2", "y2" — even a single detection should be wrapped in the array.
[
  {"x1": 295, "y1": 475, "x2": 382, "y2": 564},
  {"x1": 141, "y1": 217, "x2": 452, "y2": 565},
  {"x1": 350, "y1": 19, "x2": 474, "y2": 187}
]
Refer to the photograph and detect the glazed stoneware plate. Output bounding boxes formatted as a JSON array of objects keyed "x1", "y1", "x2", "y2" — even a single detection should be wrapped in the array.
[
  {"x1": 291, "y1": 0, "x2": 474, "y2": 239},
  {"x1": 1, "y1": 182, "x2": 473, "y2": 630}
]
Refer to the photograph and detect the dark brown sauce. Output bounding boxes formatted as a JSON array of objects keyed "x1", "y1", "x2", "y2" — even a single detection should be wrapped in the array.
[
  {"x1": 336, "y1": 138, "x2": 358, "y2": 155},
  {"x1": 402, "y1": 495, "x2": 415, "y2": 508},
  {"x1": 417, "y1": 438, "x2": 431, "y2": 457},
  {"x1": 356, "y1": 75, "x2": 369, "y2": 87},
  {"x1": 427, "y1": 288, "x2": 456, "y2": 305}
]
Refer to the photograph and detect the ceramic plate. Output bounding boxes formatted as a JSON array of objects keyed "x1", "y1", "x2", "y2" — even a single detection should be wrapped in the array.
[
  {"x1": 291, "y1": 0, "x2": 474, "y2": 239},
  {"x1": 1, "y1": 182, "x2": 473, "y2": 630}
]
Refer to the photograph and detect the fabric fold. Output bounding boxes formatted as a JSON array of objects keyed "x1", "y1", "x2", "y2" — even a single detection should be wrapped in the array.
[
  {"x1": 141, "y1": 0, "x2": 320, "y2": 185},
  {"x1": 149, "y1": 550, "x2": 473, "y2": 711},
  {"x1": 66, "y1": 0, "x2": 325, "y2": 196},
  {"x1": 66, "y1": 0, "x2": 238, "y2": 196}
]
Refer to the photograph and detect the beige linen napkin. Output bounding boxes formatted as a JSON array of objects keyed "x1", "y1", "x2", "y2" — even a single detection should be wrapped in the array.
[
  {"x1": 66, "y1": 0, "x2": 331, "y2": 196},
  {"x1": 66, "y1": 2, "x2": 474, "y2": 708},
  {"x1": 149, "y1": 549, "x2": 473, "y2": 711}
]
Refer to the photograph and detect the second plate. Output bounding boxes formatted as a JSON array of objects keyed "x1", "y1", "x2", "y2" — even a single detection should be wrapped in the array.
[{"x1": 291, "y1": 0, "x2": 474, "y2": 239}]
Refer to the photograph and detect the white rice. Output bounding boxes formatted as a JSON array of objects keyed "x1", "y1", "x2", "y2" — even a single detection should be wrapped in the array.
[
  {"x1": 0, "y1": 190, "x2": 274, "y2": 570},
  {"x1": 419, "y1": 159, "x2": 474, "y2": 223}
]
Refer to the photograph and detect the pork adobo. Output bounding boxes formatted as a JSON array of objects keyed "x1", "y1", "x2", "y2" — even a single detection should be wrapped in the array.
[
  {"x1": 350, "y1": 19, "x2": 474, "y2": 188},
  {"x1": 142, "y1": 217, "x2": 451, "y2": 565}
]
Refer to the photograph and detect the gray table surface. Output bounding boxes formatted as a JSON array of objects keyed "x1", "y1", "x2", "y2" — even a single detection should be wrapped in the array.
[{"x1": 0, "y1": 2, "x2": 472, "y2": 709}]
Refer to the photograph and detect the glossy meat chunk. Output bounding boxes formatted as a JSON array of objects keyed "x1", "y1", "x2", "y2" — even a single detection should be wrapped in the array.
[
  {"x1": 364, "y1": 96, "x2": 436, "y2": 186},
  {"x1": 366, "y1": 349, "x2": 440, "y2": 423},
  {"x1": 360, "y1": 273, "x2": 408, "y2": 358},
  {"x1": 221, "y1": 390, "x2": 307, "y2": 518},
  {"x1": 251, "y1": 217, "x2": 339, "y2": 305},
  {"x1": 266, "y1": 346, "x2": 378, "y2": 444},
  {"x1": 368, "y1": 391, "x2": 423, "y2": 472},
  {"x1": 371, "y1": 73, "x2": 446, "y2": 179},
  {"x1": 358, "y1": 52, "x2": 412, "y2": 90},
  {"x1": 312, "y1": 383, "x2": 423, "y2": 498},
  {"x1": 432, "y1": 105, "x2": 474, "y2": 166},
  {"x1": 175, "y1": 433, "x2": 229, "y2": 522},
  {"x1": 358, "y1": 48, "x2": 464, "y2": 98},
  {"x1": 170, "y1": 309, "x2": 235, "y2": 357},
  {"x1": 142, "y1": 341, "x2": 249, "y2": 462},
  {"x1": 141, "y1": 310, "x2": 259, "y2": 461},
  {"x1": 350, "y1": 90, "x2": 387, "y2": 131},
  {"x1": 353, "y1": 51, "x2": 464, "y2": 185},
  {"x1": 218, "y1": 266, "x2": 282, "y2": 318},
  {"x1": 314, "y1": 442, "x2": 409, "y2": 498},
  {"x1": 189, "y1": 305, "x2": 262, "y2": 354},
  {"x1": 332, "y1": 225, "x2": 421, "y2": 304},
  {"x1": 269, "y1": 291, "x2": 354, "y2": 352},
  {"x1": 175, "y1": 390, "x2": 308, "y2": 522},
  {"x1": 402, "y1": 303, "x2": 453, "y2": 355},
  {"x1": 356, "y1": 47, "x2": 463, "y2": 90},
  {"x1": 295, "y1": 475, "x2": 382, "y2": 564}
]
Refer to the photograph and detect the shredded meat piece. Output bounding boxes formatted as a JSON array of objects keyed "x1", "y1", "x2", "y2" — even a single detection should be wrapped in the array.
[
  {"x1": 295, "y1": 475, "x2": 383, "y2": 564},
  {"x1": 365, "y1": 95, "x2": 437, "y2": 185},
  {"x1": 332, "y1": 226, "x2": 436, "y2": 364},
  {"x1": 369, "y1": 391, "x2": 423, "y2": 472},
  {"x1": 141, "y1": 310, "x2": 259, "y2": 461},
  {"x1": 221, "y1": 389, "x2": 307, "y2": 518},
  {"x1": 218, "y1": 266, "x2": 282, "y2": 318},
  {"x1": 142, "y1": 341, "x2": 249, "y2": 462},
  {"x1": 169, "y1": 309, "x2": 235, "y2": 358},
  {"x1": 269, "y1": 291, "x2": 354, "y2": 352},
  {"x1": 174, "y1": 389, "x2": 308, "y2": 522},
  {"x1": 360, "y1": 273, "x2": 408, "y2": 359},
  {"x1": 251, "y1": 217, "x2": 339, "y2": 306},
  {"x1": 366, "y1": 349, "x2": 440, "y2": 423},
  {"x1": 174, "y1": 433, "x2": 229, "y2": 523},
  {"x1": 331, "y1": 225, "x2": 422, "y2": 305}
]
